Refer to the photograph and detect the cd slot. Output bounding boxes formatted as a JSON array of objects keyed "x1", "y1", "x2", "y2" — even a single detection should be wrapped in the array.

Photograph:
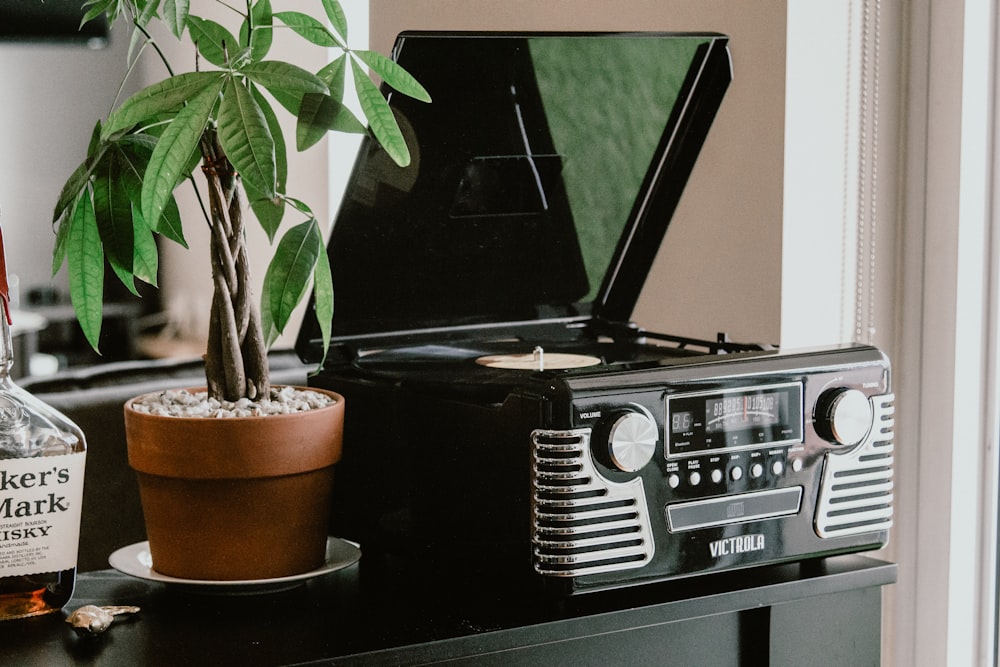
[{"x1": 665, "y1": 487, "x2": 803, "y2": 533}]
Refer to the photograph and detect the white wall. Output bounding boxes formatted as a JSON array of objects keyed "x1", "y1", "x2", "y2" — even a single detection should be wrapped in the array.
[
  {"x1": 0, "y1": 24, "x2": 131, "y2": 304},
  {"x1": 783, "y1": 0, "x2": 902, "y2": 353},
  {"x1": 786, "y1": 1, "x2": 1000, "y2": 665},
  {"x1": 785, "y1": 5, "x2": 906, "y2": 665},
  {"x1": 783, "y1": 4, "x2": 857, "y2": 348},
  {"x1": 894, "y1": 0, "x2": 1000, "y2": 664}
]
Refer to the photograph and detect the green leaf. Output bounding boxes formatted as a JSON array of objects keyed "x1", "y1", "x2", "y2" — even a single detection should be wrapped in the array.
[
  {"x1": 242, "y1": 0, "x2": 273, "y2": 61},
  {"x1": 113, "y1": 143, "x2": 147, "y2": 201},
  {"x1": 86, "y1": 119, "x2": 103, "y2": 159},
  {"x1": 353, "y1": 50, "x2": 432, "y2": 103},
  {"x1": 119, "y1": 131, "x2": 157, "y2": 152},
  {"x1": 92, "y1": 153, "x2": 134, "y2": 276},
  {"x1": 66, "y1": 193, "x2": 105, "y2": 352},
  {"x1": 159, "y1": 194, "x2": 187, "y2": 248},
  {"x1": 243, "y1": 59, "x2": 332, "y2": 117},
  {"x1": 296, "y1": 92, "x2": 365, "y2": 151},
  {"x1": 316, "y1": 55, "x2": 347, "y2": 102},
  {"x1": 126, "y1": 20, "x2": 147, "y2": 67},
  {"x1": 251, "y1": 86, "x2": 287, "y2": 193},
  {"x1": 261, "y1": 303, "x2": 280, "y2": 349},
  {"x1": 108, "y1": 262, "x2": 137, "y2": 296},
  {"x1": 102, "y1": 72, "x2": 225, "y2": 140},
  {"x1": 218, "y1": 78, "x2": 276, "y2": 199},
  {"x1": 322, "y1": 0, "x2": 348, "y2": 41},
  {"x1": 246, "y1": 86, "x2": 286, "y2": 241},
  {"x1": 262, "y1": 86, "x2": 301, "y2": 117},
  {"x1": 109, "y1": 133, "x2": 159, "y2": 287},
  {"x1": 81, "y1": 0, "x2": 117, "y2": 27},
  {"x1": 282, "y1": 195, "x2": 314, "y2": 218},
  {"x1": 245, "y1": 180, "x2": 284, "y2": 244},
  {"x1": 351, "y1": 59, "x2": 410, "y2": 167},
  {"x1": 127, "y1": 0, "x2": 163, "y2": 66},
  {"x1": 130, "y1": 205, "x2": 159, "y2": 287},
  {"x1": 108, "y1": 141, "x2": 154, "y2": 288},
  {"x1": 99, "y1": 150, "x2": 142, "y2": 296},
  {"x1": 140, "y1": 78, "x2": 222, "y2": 232},
  {"x1": 116, "y1": 135, "x2": 188, "y2": 249},
  {"x1": 273, "y1": 11, "x2": 338, "y2": 47},
  {"x1": 178, "y1": 136, "x2": 205, "y2": 179},
  {"x1": 186, "y1": 15, "x2": 241, "y2": 68},
  {"x1": 133, "y1": 0, "x2": 157, "y2": 16},
  {"x1": 240, "y1": 61, "x2": 328, "y2": 101},
  {"x1": 52, "y1": 197, "x2": 75, "y2": 276},
  {"x1": 53, "y1": 159, "x2": 97, "y2": 225},
  {"x1": 161, "y1": 0, "x2": 190, "y2": 39},
  {"x1": 262, "y1": 218, "x2": 323, "y2": 336},
  {"x1": 311, "y1": 239, "x2": 333, "y2": 366},
  {"x1": 54, "y1": 122, "x2": 106, "y2": 224}
]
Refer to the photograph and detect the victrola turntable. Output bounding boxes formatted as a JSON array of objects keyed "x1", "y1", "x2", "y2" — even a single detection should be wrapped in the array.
[{"x1": 297, "y1": 31, "x2": 895, "y2": 595}]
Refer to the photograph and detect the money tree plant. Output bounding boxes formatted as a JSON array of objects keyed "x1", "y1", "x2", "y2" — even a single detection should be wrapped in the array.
[{"x1": 51, "y1": 0, "x2": 428, "y2": 401}]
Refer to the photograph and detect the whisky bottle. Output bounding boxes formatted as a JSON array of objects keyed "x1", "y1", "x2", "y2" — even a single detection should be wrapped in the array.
[{"x1": 0, "y1": 224, "x2": 86, "y2": 620}]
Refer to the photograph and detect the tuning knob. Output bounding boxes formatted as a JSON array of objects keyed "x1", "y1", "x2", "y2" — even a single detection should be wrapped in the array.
[
  {"x1": 814, "y1": 388, "x2": 873, "y2": 446},
  {"x1": 598, "y1": 410, "x2": 658, "y2": 472}
]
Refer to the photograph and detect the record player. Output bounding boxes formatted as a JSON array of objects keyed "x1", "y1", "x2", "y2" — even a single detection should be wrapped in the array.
[{"x1": 296, "y1": 31, "x2": 895, "y2": 595}]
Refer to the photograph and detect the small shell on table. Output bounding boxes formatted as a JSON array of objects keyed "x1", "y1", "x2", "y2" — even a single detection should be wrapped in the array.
[{"x1": 66, "y1": 604, "x2": 141, "y2": 637}]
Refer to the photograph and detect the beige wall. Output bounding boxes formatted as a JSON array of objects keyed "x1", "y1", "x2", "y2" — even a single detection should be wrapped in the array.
[{"x1": 371, "y1": 0, "x2": 787, "y2": 347}]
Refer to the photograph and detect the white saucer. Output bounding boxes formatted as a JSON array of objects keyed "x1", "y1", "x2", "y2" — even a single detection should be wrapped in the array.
[{"x1": 108, "y1": 537, "x2": 360, "y2": 594}]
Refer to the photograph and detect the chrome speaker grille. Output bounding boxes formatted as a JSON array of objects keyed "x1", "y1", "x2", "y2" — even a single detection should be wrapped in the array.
[
  {"x1": 531, "y1": 429, "x2": 654, "y2": 577},
  {"x1": 815, "y1": 393, "x2": 895, "y2": 538}
]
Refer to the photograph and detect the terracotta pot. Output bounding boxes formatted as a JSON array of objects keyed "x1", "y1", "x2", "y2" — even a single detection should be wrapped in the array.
[{"x1": 124, "y1": 387, "x2": 344, "y2": 581}]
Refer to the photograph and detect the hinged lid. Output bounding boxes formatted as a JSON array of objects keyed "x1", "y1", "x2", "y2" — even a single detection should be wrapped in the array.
[{"x1": 297, "y1": 31, "x2": 731, "y2": 362}]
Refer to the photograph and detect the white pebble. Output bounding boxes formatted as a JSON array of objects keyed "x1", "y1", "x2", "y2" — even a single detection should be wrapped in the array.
[{"x1": 130, "y1": 388, "x2": 334, "y2": 418}]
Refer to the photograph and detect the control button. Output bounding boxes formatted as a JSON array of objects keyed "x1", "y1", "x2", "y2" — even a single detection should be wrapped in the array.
[
  {"x1": 711, "y1": 469, "x2": 724, "y2": 484},
  {"x1": 603, "y1": 411, "x2": 658, "y2": 472},
  {"x1": 815, "y1": 388, "x2": 874, "y2": 446},
  {"x1": 750, "y1": 463, "x2": 764, "y2": 478},
  {"x1": 730, "y1": 467, "x2": 743, "y2": 481},
  {"x1": 668, "y1": 473, "x2": 681, "y2": 489},
  {"x1": 688, "y1": 471, "x2": 701, "y2": 486},
  {"x1": 771, "y1": 460, "x2": 784, "y2": 476},
  {"x1": 791, "y1": 458, "x2": 804, "y2": 472}
]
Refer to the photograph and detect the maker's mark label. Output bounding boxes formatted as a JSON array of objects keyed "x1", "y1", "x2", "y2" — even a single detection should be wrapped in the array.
[
  {"x1": 709, "y1": 534, "x2": 766, "y2": 558},
  {"x1": 0, "y1": 452, "x2": 86, "y2": 577}
]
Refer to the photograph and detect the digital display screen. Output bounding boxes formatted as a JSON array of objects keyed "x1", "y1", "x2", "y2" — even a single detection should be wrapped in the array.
[
  {"x1": 671, "y1": 411, "x2": 694, "y2": 434},
  {"x1": 666, "y1": 383, "x2": 803, "y2": 457},
  {"x1": 704, "y1": 391, "x2": 785, "y2": 433}
]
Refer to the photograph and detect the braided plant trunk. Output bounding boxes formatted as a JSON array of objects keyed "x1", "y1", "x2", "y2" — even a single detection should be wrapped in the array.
[{"x1": 200, "y1": 128, "x2": 269, "y2": 402}]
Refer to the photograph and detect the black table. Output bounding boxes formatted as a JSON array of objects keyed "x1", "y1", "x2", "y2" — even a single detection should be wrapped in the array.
[{"x1": 0, "y1": 554, "x2": 895, "y2": 666}]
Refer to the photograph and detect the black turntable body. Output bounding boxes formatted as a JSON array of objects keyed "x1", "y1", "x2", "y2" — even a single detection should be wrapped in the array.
[{"x1": 297, "y1": 32, "x2": 895, "y2": 595}]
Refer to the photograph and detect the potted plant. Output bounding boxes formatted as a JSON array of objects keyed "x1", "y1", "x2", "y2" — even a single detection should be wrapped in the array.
[{"x1": 51, "y1": 0, "x2": 429, "y2": 580}]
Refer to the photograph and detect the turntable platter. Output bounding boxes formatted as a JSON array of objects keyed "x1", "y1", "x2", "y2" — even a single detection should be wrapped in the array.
[{"x1": 475, "y1": 347, "x2": 601, "y2": 370}]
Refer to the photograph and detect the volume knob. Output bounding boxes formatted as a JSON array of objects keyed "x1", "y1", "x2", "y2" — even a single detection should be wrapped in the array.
[
  {"x1": 815, "y1": 388, "x2": 873, "y2": 446},
  {"x1": 602, "y1": 411, "x2": 658, "y2": 472}
]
